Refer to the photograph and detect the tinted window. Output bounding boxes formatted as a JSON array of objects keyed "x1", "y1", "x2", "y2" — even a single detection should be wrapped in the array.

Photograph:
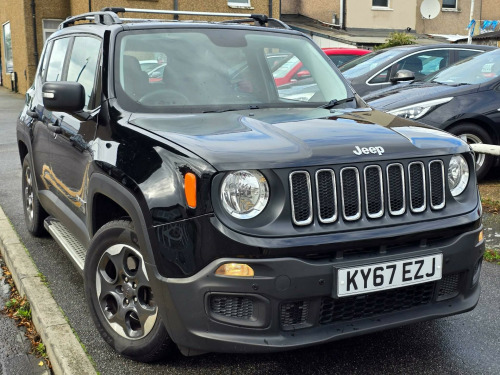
[
  {"x1": 66, "y1": 36, "x2": 101, "y2": 107},
  {"x1": 46, "y1": 37, "x2": 70, "y2": 82},
  {"x1": 369, "y1": 67, "x2": 391, "y2": 84},
  {"x1": 341, "y1": 49, "x2": 402, "y2": 78},
  {"x1": 428, "y1": 49, "x2": 500, "y2": 85},
  {"x1": 392, "y1": 50, "x2": 449, "y2": 80},
  {"x1": 328, "y1": 54, "x2": 362, "y2": 67},
  {"x1": 457, "y1": 49, "x2": 482, "y2": 61}
]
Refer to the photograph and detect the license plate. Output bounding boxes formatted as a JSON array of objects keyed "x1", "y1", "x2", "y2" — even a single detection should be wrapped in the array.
[{"x1": 337, "y1": 254, "x2": 442, "y2": 297}]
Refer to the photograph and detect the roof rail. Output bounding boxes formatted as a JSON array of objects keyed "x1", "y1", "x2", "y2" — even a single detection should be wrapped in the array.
[
  {"x1": 220, "y1": 18, "x2": 291, "y2": 29},
  {"x1": 59, "y1": 11, "x2": 122, "y2": 29},
  {"x1": 101, "y1": 7, "x2": 274, "y2": 26}
]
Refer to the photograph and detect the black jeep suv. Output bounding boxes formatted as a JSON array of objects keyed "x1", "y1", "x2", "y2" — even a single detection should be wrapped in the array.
[{"x1": 17, "y1": 7, "x2": 485, "y2": 362}]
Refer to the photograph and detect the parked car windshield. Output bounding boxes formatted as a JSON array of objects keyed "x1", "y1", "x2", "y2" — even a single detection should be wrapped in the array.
[
  {"x1": 340, "y1": 48, "x2": 402, "y2": 78},
  {"x1": 427, "y1": 49, "x2": 500, "y2": 86},
  {"x1": 114, "y1": 28, "x2": 350, "y2": 113}
]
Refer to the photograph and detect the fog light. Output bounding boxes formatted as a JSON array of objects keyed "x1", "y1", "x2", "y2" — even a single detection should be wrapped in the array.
[
  {"x1": 478, "y1": 230, "x2": 484, "y2": 243},
  {"x1": 215, "y1": 263, "x2": 254, "y2": 277}
]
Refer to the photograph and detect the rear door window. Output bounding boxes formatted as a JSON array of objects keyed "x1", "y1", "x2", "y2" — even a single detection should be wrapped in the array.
[{"x1": 390, "y1": 50, "x2": 450, "y2": 80}]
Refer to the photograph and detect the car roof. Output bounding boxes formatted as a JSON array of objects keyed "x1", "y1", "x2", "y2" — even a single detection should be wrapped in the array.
[{"x1": 379, "y1": 43, "x2": 495, "y2": 53}]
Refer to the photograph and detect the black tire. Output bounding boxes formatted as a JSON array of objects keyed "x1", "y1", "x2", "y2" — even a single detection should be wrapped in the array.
[
  {"x1": 84, "y1": 220, "x2": 175, "y2": 362},
  {"x1": 22, "y1": 155, "x2": 48, "y2": 236},
  {"x1": 447, "y1": 123, "x2": 494, "y2": 181}
]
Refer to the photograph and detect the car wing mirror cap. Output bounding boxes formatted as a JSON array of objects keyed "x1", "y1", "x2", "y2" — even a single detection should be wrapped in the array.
[
  {"x1": 390, "y1": 69, "x2": 415, "y2": 83},
  {"x1": 42, "y1": 81, "x2": 85, "y2": 112}
]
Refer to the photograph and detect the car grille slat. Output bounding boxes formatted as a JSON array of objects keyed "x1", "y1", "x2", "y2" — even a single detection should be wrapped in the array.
[
  {"x1": 409, "y1": 162, "x2": 426, "y2": 212},
  {"x1": 290, "y1": 171, "x2": 313, "y2": 226},
  {"x1": 387, "y1": 163, "x2": 406, "y2": 215},
  {"x1": 429, "y1": 160, "x2": 445, "y2": 209},
  {"x1": 340, "y1": 167, "x2": 361, "y2": 221},
  {"x1": 289, "y1": 159, "x2": 445, "y2": 226},
  {"x1": 364, "y1": 165, "x2": 384, "y2": 218},
  {"x1": 316, "y1": 169, "x2": 337, "y2": 223}
]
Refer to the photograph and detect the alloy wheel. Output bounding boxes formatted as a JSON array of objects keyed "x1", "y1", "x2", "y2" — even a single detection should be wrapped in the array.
[
  {"x1": 24, "y1": 166, "x2": 34, "y2": 222},
  {"x1": 460, "y1": 133, "x2": 486, "y2": 171},
  {"x1": 96, "y1": 244, "x2": 157, "y2": 339}
]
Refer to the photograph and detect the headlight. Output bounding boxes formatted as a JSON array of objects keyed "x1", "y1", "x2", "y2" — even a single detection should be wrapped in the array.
[
  {"x1": 448, "y1": 154, "x2": 469, "y2": 197},
  {"x1": 388, "y1": 97, "x2": 453, "y2": 120},
  {"x1": 221, "y1": 170, "x2": 269, "y2": 219}
]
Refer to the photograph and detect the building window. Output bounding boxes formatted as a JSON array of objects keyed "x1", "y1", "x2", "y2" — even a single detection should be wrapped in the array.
[
  {"x1": 42, "y1": 19, "x2": 63, "y2": 42},
  {"x1": 228, "y1": 0, "x2": 251, "y2": 7},
  {"x1": 442, "y1": 0, "x2": 457, "y2": 9},
  {"x1": 373, "y1": 0, "x2": 389, "y2": 7},
  {"x1": 3, "y1": 22, "x2": 13, "y2": 73}
]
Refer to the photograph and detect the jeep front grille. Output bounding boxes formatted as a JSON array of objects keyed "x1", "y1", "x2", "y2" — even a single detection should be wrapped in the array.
[{"x1": 290, "y1": 160, "x2": 445, "y2": 226}]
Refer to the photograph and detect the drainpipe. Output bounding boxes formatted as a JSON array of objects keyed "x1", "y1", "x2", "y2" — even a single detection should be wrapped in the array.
[
  {"x1": 174, "y1": 0, "x2": 178, "y2": 20},
  {"x1": 269, "y1": 0, "x2": 273, "y2": 18},
  {"x1": 341, "y1": 0, "x2": 346, "y2": 30},
  {"x1": 467, "y1": 0, "x2": 475, "y2": 44},
  {"x1": 88, "y1": 0, "x2": 92, "y2": 12},
  {"x1": 31, "y1": 0, "x2": 39, "y2": 64}
]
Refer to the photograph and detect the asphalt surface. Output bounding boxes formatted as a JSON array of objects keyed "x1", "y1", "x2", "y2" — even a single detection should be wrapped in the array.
[
  {"x1": 0, "y1": 93, "x2": 49, "y2": 375},
  {"x1": 1, "y1": 87, "x2": 500, "y2": 374}
]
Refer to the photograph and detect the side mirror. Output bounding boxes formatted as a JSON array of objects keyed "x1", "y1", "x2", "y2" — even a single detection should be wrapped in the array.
[
  {"x1": 297, "y1": 70, "x2": 311, "y2": 79},
  {"x1": 390, "y1": 69, "x2": 415, "y2": 83},
  {"x1": 42, "y1": 82, "x2": 85, "y2": 112}
]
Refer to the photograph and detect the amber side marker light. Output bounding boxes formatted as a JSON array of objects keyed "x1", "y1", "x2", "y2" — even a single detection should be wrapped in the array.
[
  {"x1": 215, "y1": 263, "x2": 254, "y2": 277},
  {"x1": 184, "y1": 172, "x2": 197, "y2": 208},
  {"x1": 478, "y1": 230, "x2": 484, "y2": 243}
]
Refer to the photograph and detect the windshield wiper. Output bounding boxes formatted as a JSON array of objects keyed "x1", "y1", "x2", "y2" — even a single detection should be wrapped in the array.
[
  {"x1": 203, "y1": 105, "x2": 259, "y2": 114},
  {"x1": 317, "y1": 96, "x2": 355, "y2": 109}
]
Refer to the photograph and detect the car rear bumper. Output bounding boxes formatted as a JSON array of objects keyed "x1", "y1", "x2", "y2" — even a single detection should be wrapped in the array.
[{"x1": 150, "y1": 224, "x2": 484, "y2": 355}]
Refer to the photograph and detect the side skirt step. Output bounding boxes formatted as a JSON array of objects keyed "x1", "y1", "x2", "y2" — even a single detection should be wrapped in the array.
[{"x1": 44, "y1": 217, "x2": 86, "y2": 274}]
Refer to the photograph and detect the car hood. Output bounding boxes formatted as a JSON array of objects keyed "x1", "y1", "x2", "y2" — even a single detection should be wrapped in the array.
[
  {"x1": 129, "y1": 108, "x2": 469, "y2": 170},
  {"x1": 366, "y1": 82, "x2": 478, "y2": 110}
]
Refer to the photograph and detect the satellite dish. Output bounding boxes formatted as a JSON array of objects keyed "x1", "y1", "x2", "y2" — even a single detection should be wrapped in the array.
[{"x1": 420, "y1": 0, "x2": 440, "y2": 20}]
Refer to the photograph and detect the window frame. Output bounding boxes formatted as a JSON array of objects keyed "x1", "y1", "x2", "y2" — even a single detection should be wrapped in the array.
[
  {"x1": 42, "y1": 19, "x2": 64, "y2": 43},
  {"x1": 65, "y1": 35, "x2": 103, "y2": 110},
  {"x1": 228, "y1": 0, "x2": 251, "y2": 8},
  {"x1": 372, "y1": 0, "x2": 390, "y2": 9},
  {"x1": 43, "y1": 34, "x2": 102, "y2": 110},
  {"x1": 366, "y1": 48, "x2": 453, "y2": 86},
  {"x1": 2, "y1": 21, "x2": 13, "y2": 73},
  {"x1": 442, "y1": 0, "x2": 458, "y2": 10},
  {"x1": 44, "y1": 36, "x2": 72, "y2": 83}
]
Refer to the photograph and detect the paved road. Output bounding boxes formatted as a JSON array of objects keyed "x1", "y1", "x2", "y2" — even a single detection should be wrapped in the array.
[
  {"x1": 0, "y1": 92, "x2": 50, "y2": 375},
  {"x1": 1, "y1": 87, "x2": 499, "y2": 374}
]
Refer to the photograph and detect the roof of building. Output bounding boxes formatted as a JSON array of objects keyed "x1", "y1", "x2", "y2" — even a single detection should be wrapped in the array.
[
  {"x1": 455, "y1": 30, "x2": 500, "y2": 42},
  {"x1": 281, "y1": 14, "x2": 450, "y2": 48}
]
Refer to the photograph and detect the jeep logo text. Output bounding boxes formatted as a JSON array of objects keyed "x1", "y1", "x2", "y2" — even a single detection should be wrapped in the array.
[{"x1": 353, "y1": 145, "x2": 385, "y2": 156}]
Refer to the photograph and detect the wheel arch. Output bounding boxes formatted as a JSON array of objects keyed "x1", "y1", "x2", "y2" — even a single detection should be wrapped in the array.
[
  {"x1": 444, "y1": 115, "x2": 499, "y2": 145},
  {"x1": 88, "y1": 173, "x2": 156, "y2": 267},
  {"x1": 18, "y1": 140, "x2": 29, "y2": 166}
]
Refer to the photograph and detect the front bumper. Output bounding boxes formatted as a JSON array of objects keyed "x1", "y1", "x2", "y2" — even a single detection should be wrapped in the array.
[{"x1": 151, "y1": 224, "x2": 484, "y2": 355}]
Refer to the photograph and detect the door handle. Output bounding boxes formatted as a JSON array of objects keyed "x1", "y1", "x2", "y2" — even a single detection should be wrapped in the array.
[
  {"x1": 26, "y1": 108, "x2": 39, "y2": 119},
  {"x1": 47, "y1": 120, "x2": 62, "y2": 134}
]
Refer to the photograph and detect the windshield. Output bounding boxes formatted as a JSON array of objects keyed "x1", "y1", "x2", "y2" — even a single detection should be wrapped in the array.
[
  {"x1": 340, "y1": 48, "x2": 403, "y2": 78},
  {"x1": 114, "y1": 28, "x2": 350, "y2": 113},
  {"x1": 426, "y1": 49, "x2": 500, "y2": 85}
]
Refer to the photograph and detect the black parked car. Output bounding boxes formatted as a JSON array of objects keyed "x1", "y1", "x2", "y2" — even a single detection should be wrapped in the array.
[
  {"x1": 17, "y1": 7, "x2": 485, "y2": 362},
  {"x1": 367, "y1": 48, "x2": 500, "y2": 180},
  {"x1": 340, "y1": 44, "x2": 495, "y2": 97}
]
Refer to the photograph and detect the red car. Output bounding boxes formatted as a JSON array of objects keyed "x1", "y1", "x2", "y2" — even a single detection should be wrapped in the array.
[{"x1": 273, "y1": 47, "x2": 371, "y2": 86}]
